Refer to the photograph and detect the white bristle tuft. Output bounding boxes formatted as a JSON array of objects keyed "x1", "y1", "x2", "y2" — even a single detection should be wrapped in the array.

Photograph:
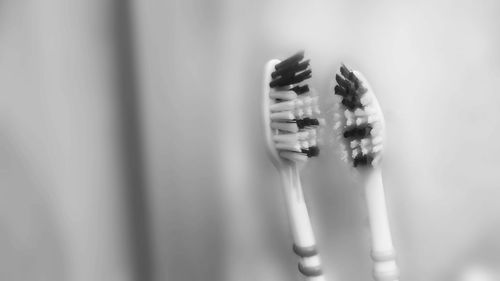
[
  {"x1": 311, "y1": 97, "x2": 320, "y2": 114},
  {"x1": 270, "y1": 111, "x2": 295, "y2": 120},
  {"x1": 371, "y1": 125, "x2": 382, "y2": 135},
  {"x1": 275, "y1": 142, "x2": 302, "y2": 152},
  {"x1": 344, "y1": 110, "x2": 354, "y2": 119},
  {"x1": 340, "y1": 150, "x2": 348, "y2": 161},
  {"x1": 271, "y1": 122, "x2": 299, "y2": 133},
  {"x1": 270, "y1": 100, "x2": 301, "y2": 112},
  {"x1": 372, "y1": 136, "x2": 383, "y2": 145},
  {"x1": 350, "y1": 140, "x2": 360, "y2": 148},
  {"x1": 372, "y1": 145, "x2": 383, "y2": 153},
  {"x1": 360, "y1": 93, "x2": 372, "y2": 105},
  {"x1": 304, "y1": 107, "x2": 313, "y2": 117},
  {"x1": 356, "y1": 117, "x2": 367, "y2": 126},
  {"x1": 295, "y1": 108, "x2": 305, "y2": 117},
  {"x1": 300, "y1": 141, "x2": 309, "y2": 149},
  {"x1": 298, "y1": 131, "x2": 310, "y2": 139},
  {"x1": 354, "y1": 108, "x2": 365, "y2": 116},
  {"x1": 273, "y1": 133, "x2": 299, "y2": 143},
  {"x1": 361, "y1": 138, "x2": 371, "y2": 147},
  {"x1": 352, "y1": 148, "x2": 360, "y2": 158},
  {"x1": 372, "y1": 155, "x2": 382, "y2": 166},
  {"x1": 361, "y1": 146, "x2": 369, "y2": 155},
  {"x1": 368, "y1": 114, "x2": 381, "y2": 124},
  {"x1": 270, "y1": 91, "x2": 298, "y2": 100},
  {"x1": 279, "y1": 151, "x2": 308, "y2": 162},
  {"x1": 302, "y1": 96, "x2": 312, "y2": 105},
  {"x1": 360, "y1": 106, "x2": 376, "y2": 117}
]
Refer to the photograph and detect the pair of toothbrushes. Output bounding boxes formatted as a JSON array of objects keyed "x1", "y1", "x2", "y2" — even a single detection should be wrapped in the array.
[{"x1": 263, "y1": 51, "x2": 399, "y2": 281}]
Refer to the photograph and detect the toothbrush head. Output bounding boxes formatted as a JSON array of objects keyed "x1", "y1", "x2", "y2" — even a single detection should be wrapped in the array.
[
  {"x1": 262, "y1": 51, "x2": 322, "y2": 168},
  {"x1": 332, "y1": 64, "x2": 385, "y2": 169}
]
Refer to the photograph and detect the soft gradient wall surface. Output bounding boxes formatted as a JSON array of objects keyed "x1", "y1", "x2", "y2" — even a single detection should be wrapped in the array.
[{"x1": 1, "y1": 0, "x2": 500, "y2": 281}]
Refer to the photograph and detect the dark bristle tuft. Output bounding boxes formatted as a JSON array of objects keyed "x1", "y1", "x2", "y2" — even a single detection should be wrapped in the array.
[
  {"x1": 343, "y1": 125, "x2": 372, "y2": 139},
  {"x1": 334, "y1": 85, "x2": 347, "y2": 97},
  {"x1": 270, "y1": 75, "x2": 293, "y2": 88},
  {"x1": 270, "y1": 70, "x2": 310, "y2": 88},
  {"x1": 335, "y1": 74, "x2": 350, "y2": 89},
  {"x1": 308, "y1": 146, "x2": 319, "y2": 157},
  {"x1": 270, "y1": 51, "x2": 311, "y2": 89},
  {"x1": 275, "y1": 51, "x2": 304, "y2": 70},
  {"x1": 338, "y1": 84, "x2": 363, "y2": 110},
  {"x1": 340, "y1": 64, "x2": 354, "y2": 81},
  {"x1": 270, "y1": 69, "x2": 311, "y2": 88},
  {"x1": 271, "y1": 59, "x2": 310, "y2": 78},
  {"x1": 341, "y1": 94, "x2": 363, "y2": 110},
  {"x1": 291, "y1": 85, "x2": 309, "y2": 95},
  {"x1": 296, "y1": 119, "x2": 305, "y2": 129},
  {"x1": 296, "y1": 118, "x2": 319, "y2": 129},
  {"x1": 334, "y1": 64, "x2": 366, "y2": 110},
  {"x1": 301, "y1": 146, "x2": 319, "y2": 158},
  {"x1": 294, "y1": 69, "x2": 312, "y2": 82},
  {"x1": 353, "y1": 154, "x2": 373, "y2": 167}
]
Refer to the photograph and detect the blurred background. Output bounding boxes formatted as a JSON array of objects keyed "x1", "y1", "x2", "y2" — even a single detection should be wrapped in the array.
[{"x1": 1, "y1": 0, "x2": 500, "y2": 280}]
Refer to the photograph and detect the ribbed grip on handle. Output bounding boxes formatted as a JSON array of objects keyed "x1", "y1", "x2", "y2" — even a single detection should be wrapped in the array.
[
  {"x1": 298, "y1": 262, "x2": 323, "y2": 277},
  {"x1": 293, "y1": 244, "x2": 318, "y2": 257},
  {"x1": 373, "y1": 266, "x2": 400, "y2": 281},
  {"x1": 371, "y1": 250, "x2": 399, "y2": 281},
  {"x1": 371, "y1": 249, "x2": 396, "y2": 262},
  {"x1": 293, "y1": 244, "x2": 323, "y2": 277},
  {"x1": 282, "y1": 165, "x2": 326, "y2": 281}
]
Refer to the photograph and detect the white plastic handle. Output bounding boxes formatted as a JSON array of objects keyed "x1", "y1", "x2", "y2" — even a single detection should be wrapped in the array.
[{"x1": 364, "y1": 171, "x2": 399, "y2": 281}]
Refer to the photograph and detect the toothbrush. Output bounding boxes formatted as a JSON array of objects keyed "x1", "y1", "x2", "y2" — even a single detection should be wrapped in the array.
[
  {"x1": 262, "y1": 51, "x2": 326, "y2": 281},
  {"x1": 332, "y1": 64, "x2": 400, "y2": 281}
]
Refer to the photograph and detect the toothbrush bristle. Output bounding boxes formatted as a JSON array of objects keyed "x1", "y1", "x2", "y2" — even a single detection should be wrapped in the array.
[
  {"x1": 296, "y1": 117, "x2": 320, "y2": 129},
  {"x1": 292, "y1": 85, "x2": 310, "y2": 95},
  {"x1": 332, "y1": 64, "x2": 384, "y2": 168},
  {"x1": 268, "y1": 51, "x2": 322, "y2": 163},
  {"x1": 274, "y1": 51, "x2": 304, "y2": 70}
]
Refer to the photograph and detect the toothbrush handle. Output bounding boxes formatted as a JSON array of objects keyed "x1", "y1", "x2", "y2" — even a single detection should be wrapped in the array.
[
  {"x1": 281, "y1": 165, "x2": 326, "y2": 281},
  {"x1": 364, "y1": 171, "x2": 399, "y2": 281}
]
